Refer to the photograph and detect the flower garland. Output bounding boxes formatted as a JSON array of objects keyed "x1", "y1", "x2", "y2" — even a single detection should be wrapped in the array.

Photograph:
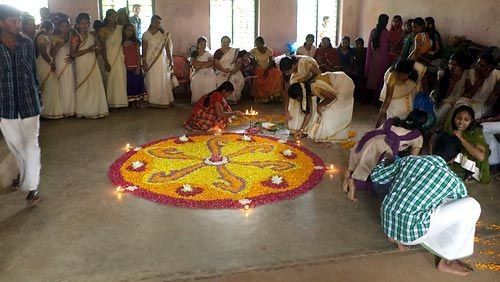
[{"x1": 300, "y1": 83, "x2": 308, "y2": 113}]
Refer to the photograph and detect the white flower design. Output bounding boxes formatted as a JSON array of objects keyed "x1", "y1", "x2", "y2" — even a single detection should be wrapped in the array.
[
  {"x1": 179, "y1": 135, "x2": 189, "y2": 142},
  {"x1": 271, "y1": 175, "x2": 283, "y2": 185},
  {"x1": 181, "y1": 184, "x2": 193, "y2": 192},
  {"x1": 278, "y1": 139, "x2": 287, "y2": 143},
  {"x1": 125, "y1": 185, "x2": 138, "y2": 191},
  {"x1": 261, "y1": 122, "x2": 275, "y2": 129},
  {"x1": 314, "y1": 165, "x2": 324, "y2": 170},
  {"x1": 242, "y1": 135, "x2": 252, "y2": 141},
  {"x1": 282, "y1": 149, "x2": 293, "y2": 156},
  {"x1": 239, "y1": 199, "x2": 252, "y2": 205},
  {"x1": 131, "y1": 161, "x2": 144, "y2": 169},
  {"x1": 133, "y1": 147, "x2": 142, "y2": 151}
]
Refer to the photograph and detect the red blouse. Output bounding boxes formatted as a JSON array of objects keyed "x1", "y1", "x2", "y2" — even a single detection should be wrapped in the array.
[{"x1": 123, "y1": 41, "x2": 139, "y2": 69}]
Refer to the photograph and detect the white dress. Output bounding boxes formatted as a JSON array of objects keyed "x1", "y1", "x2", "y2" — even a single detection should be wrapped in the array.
[
  {"x1": 289, "y1": 56, "x2": 320, "y2": 132},
  {"x1": 296, "y1": 45, "x2": 316, "y2": 57},
  {"x1": 54, "y1": 39, "x2": 76, "y2": 116},
  {"x1": 105, "y1": 25, "x2": 128, "y2": 108},
  {"x1": 215, "y1": 47, "x2": 244, "y2": 103},
  {"x1": 74, "y1": 33, "x2": 109, "y2": 118},
  {"x1": 190, "y1": 50, "x2": 217, "y2": 103},
  {"x1": 36, "y1": 35, "x2": 63, "y2": 119},
  {"x1": 379, "y1": 62, "x2": 426, "y2": 119},
  {"x1": 143, "y1": 30, "x2": 174, "y2": 107},
  {"x1": 308, "y1": 72, "x2": 355, "y2": 142}
]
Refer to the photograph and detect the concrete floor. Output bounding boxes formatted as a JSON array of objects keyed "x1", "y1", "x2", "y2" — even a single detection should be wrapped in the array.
[{"x1": 0, "y1": 95, "x2": 498, "y2": 281}]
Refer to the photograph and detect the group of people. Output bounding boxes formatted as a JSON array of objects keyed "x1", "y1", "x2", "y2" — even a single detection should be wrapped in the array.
[{"x1": 1, "y1": 3, "x2": 498, "y2": 277}]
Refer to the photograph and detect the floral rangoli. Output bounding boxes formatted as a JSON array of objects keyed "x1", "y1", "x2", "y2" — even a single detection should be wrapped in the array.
[{"x1": 108, "y1": 133, "x2": 325, "y2": 209}]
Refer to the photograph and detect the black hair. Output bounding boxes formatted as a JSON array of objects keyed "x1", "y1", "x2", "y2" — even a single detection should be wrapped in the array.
[
  {"x1": 203, "y1": 81, "x2": 234, "y2": 107},
  {"x1": 392, "y1": 109, "x2": 428, "y2": 131},
  {"x1": 191, "y1": 36, "x2": 207, "y2": 57},
  {"x1": 55, "y1": 14, "x2": 70, "y2": 35},
  {"x1": 393, "y1": 15, "x2": 402, "y2": 22},
  {"x1": 354, "y1": 37, "x2": 364, "y2": 45},
  {"x1": 149, "y1": 15, "x2": 164, "y2": 33},
  {"x1": 75, "y1": 13, "x2": 91, "y2": 32},
  {"x1": 279, "y1": 56, "x2": 299, "y2": 72},
  {"x1": 34, "y1": 20, "x2": 55, "y2": 57},
  {"x1": 451, "y1": 105, "x2": 480, "y2": 132},
  {"x1": 104, "y1": 9, "x2": 116, "y2": 26},
  {"x1": 93, "y1": 19, "x2": 105, "y2": 31},
  {"x1": 40, "y1": 20, "x2": 54, "y2": 31},
  {"x1": 425, "y1": 17, "x2": 436, "y2": 33},
  {"x1": 319, "y1": 37, "x2": 332, "y2": 48},
  {"x1": 391, "y1": 59, "x2": 418, "y2": 82},
  {"x1": 372, "y1": 14, "x2": 389, "y2": 49},
  {"x1": 413, "y1": 17, "x2": 425, "y2": 28},
  {"x1": 478, "y1": 52, "x2": 496, "y2": 66},
  {"x1": 237, "y1": 49, "x2": 248, "y2": 59},
  {"x1": 0, "y1": 5, "x2": 21, "y2": 20},
  {"x1": 122, "y1": 23, "x2": 140, "y2": 44},
  {"x1": 255, "y1": 36, "x2": 265, "y2": 45},
  {"x1": 432, "y1": 133, "x2": 462, "y2": 162},
  {"x1": 21, "y1": 14, "x2": 35, "y2": 25},
  {"x1": 221, "y1": 35, "x2": 231, "y2": 43},
  {"x1": 132, "y1": 4, "x2": 141, "y2": 9},
  {"x1": 288, "y1": 81, "x2": 313, "y2": 114},
  {"x1": 303, "y1": 34, "x2": 314, "y2": 46},
  {"x1": 435, "y1": 52, "x2": 467, "y2": 105}
]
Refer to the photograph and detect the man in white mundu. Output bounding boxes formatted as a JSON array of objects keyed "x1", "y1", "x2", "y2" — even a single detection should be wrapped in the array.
[
  {"x1": 142, "y1": 15, "x2": 174, "y2": 107},
  {"x1": 100, "y1": 9, "x2": 128, "y2": 108}
]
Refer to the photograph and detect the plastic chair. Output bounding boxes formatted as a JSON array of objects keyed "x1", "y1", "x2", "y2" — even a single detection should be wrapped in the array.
[{"x1": 172, "y1": 55, "x2": 191, "y2": 96}]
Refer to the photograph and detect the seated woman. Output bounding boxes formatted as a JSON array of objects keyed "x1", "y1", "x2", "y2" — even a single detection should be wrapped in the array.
[
  {"x1": 444, "y1": 105, "x2": 490, "y2": 183},
  {"x1": 189, "y1": 36, "x2": 217, "y2": 103},
  {"x1": 343, "y1": 109, "x2": 427, "y2": 201},
  {"x1": 336, "y1": 36, "x2": 355, "y2": 76},
  {"x1": 280, "y1": 55, "x2": 322, "y2": 133},
  {"x1": 314, "y1": 37, "x2": 340, "y2": 72},
  {"x1": 295, "y1": 34, "x2": 316, "y2": 57},
  {"x1": 184, "y1": 82, "x2": 244, "y2": 131},
  {"x1": 408, "y1": 17, "x2": 432, "y2": 62},
  {"x1": 214, "y1": 36, "x2": 244, "y2": 104},
  {"x1": 433, "y1": 53, "x2": 468, "y2": 126},
  {"x1": 250, "y1": 36, "x2": 283, "y2": 102},
  {"x1": 376, "y1": 59, "x2": 426, "y2": 127},
  {"x1": 455, "y1": 53, "x2": 499, "y2": 119},
  {"x1": 288, "y1": 71, "x2": 355, "y2": 142}
]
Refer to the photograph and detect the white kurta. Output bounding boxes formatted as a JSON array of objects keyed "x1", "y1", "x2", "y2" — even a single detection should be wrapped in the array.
[
  {"x1": 190, "y1": 50, "x2": 217, "y2": 103},
  {"x1": 308, "y1": 72, "x2": 355, "y2": 142},
  {"x1": 54, "y1": 40, "x2": 76, "y2": 116},
  {"x1": 143, "y1": 30, "x2": 174, "y2": 107},
  {"x1": 36, "y1": 35, "x2": 63, "y2": 119},
  {"x1": 75, "y1": 33, "x2": 109, "y2": 118},
  {"x1": 379, "y1": 62, "x2": 426, "y2": 119},
  {"x1": 105, "y1": 25, "x2": 128, "y2": 108},
  {"x1": 289, "y1": 56, "x2": 320, "y2": 132},
  {"x1": 215, "y1": 47, "x2": 244, "y2": 103}
]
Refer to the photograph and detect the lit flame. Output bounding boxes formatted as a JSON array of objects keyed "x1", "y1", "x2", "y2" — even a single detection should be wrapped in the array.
[
  {"x1": 243, "y1": 204, "x2": 250, "y2": 210},
  {"x1": 124, "y1": 143, "x2": 131, "y2": 152}
]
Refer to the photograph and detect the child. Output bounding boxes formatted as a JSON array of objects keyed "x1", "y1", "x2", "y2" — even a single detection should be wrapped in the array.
[{"x1": 122, "y1": 23, "x2": 146, "y2": 107}]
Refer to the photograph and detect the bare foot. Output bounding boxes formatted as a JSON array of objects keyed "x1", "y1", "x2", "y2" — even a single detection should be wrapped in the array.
[
  {"x1": 396, "y1": 243, "x2": 410, "y2": 251},
  {"x1": 347, "y1": 178, "x2": 358, "y2": 202},
  {"x1": 342, "y1": 172, "x2": 350, "y2": 193},
  {"x1": 437, "y1": 259, "x2": 471, "y2": 276}
]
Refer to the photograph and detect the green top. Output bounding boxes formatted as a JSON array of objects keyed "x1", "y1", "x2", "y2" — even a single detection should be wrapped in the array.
[{"x1": 372, "y1": 155, "x2": 467, "y2": 243}]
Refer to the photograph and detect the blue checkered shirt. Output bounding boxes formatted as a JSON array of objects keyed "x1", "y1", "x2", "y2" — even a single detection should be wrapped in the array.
[
  {"x1": 372, "y1": 155, "x2": 467, "y2": 243},
  {"x1": 0, "y1": 35, "x2": 41, "y2": 119}
]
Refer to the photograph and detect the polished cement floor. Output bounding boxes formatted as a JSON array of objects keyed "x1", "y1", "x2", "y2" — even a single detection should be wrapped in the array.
[{"x1": 0, "y1": 94, "x2": 498, "y2": 281}]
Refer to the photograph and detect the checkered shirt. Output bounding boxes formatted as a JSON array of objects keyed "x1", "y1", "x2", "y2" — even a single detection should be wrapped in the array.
[
  {"x1": 0, "y1": 35, "x2": 41, "y2": 119},
  {"x1": 371, "y1": 155, "x2": 467, "y2": 243}
]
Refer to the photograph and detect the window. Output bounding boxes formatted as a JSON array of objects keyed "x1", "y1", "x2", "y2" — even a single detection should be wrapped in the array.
[
  {"x1": 297, "y1": 0, "x2": 339, "y2": 46},
  {"x1": 99, "y1": 0, "x2": 154, "y2": 34},
  {"x1": 209, "y1": 0, "x2": 257, "y2": 51},
  {"x1": 2, "y1": 0, "x2": 49, "y2": 23}
]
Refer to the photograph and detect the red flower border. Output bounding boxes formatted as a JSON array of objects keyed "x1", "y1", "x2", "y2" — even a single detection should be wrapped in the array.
[{"x1": 108, "y1": 133, "x2": 325, "y2": 209}]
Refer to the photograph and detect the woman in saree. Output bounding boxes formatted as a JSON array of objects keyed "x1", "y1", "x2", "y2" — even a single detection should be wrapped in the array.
[
  {"x1": 279, "y1": 55, "x2": 322, "y2": 133},
  {"x1": 288, "y1": 71, "x2": 355, "y2": 142},
  {"x1": 142, "y1": 15, "x2": 174, "y2": 108},
  {"x1": 189, "y1": 36, "x2": 216, "y2": 103},
  {"x1": 70, "y1": 13, "x2": 108, "y2": 118},
  {"x1": 250, "y1": 36, "x2": 283, "y2": 102},
  {"x1": 344, "y1": 109, "x2": 427, "y2": 201},
  {"x1": 100, "y1": 9, "x2": 128, "y2": 108},
  {"x1": 53, "y1": 15, "x2": 75, "y2": 117},
  {"x1": 214, "y1": 36, "x2": 244, "y2": 104},
  {"x1": 444, "y1": 105, "x2": 490, "y2": 183},
  {"x1": 184, "y1": 82, "x2": 244, "y2": 131},
  {"x1": 376, "y1": 59, "x2": 426, "y2": 127},
  {"x1": 388, "y1": 15, "x2": 405, "y2": 65},
  {"x1": 36, "y1": 20, "x2": 63, "y2": 119},
  {"x1": 365, "y1": 14, "x2": 390, "y2": 99},
  {"x1": 314, "y1": 37, "x2": 340, "y2": 72}
]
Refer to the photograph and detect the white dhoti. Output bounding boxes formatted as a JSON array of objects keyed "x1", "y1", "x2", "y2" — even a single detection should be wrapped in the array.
[
  {"x1": 0, "y1": 115, "x2": 41, "y2": 191},
  {"x1": 407, "y1": 197, "x2": 481, "y2": 260}
]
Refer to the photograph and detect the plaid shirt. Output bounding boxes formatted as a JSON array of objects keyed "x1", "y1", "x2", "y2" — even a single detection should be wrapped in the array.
[
  {"x1": 0, "y1": 34, "x2": 41, "y2": 119},
  {"x1": 372, "y1": 155, "x2": 467, "y2": 243}
]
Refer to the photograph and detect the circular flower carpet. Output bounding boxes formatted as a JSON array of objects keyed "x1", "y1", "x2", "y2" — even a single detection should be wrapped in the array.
[{"x1": 108, "y1": 133, "x2": 325, "y2": 209}]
